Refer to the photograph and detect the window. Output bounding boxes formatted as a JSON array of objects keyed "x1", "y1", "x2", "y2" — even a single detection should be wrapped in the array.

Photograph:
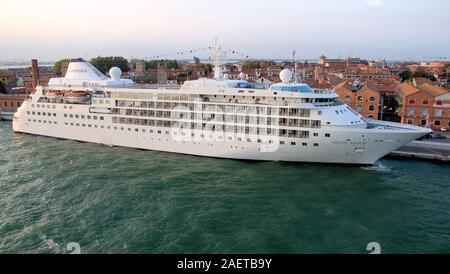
[
  {"x1": 313, "y1": 133, "x2": 319, "y2": 137},
  {"x1": 344, "y1": 96, "x2": 351, "y2": 101},
  {"x1": 314, "y1": 143, "x2": 319, "y2": 147},
  {"x1": 280, "y1": 141, "x2": 285, "y2": 145},
  {"x1": 423, "y1": 100, "x2": 429, "y2": 105},
  {"x1": 407, "y1": 119, "x2": 413, "y2": 125},
  {"x1": 408, "y1": 99, "x2": 415, "y2": 105},
  {"x1": 407, "y1": 108, "x2": 415, "y2": 116},
  {"x1": 421, "y1": 109, "x2": 429, "y2": 116},
  {"x1": 369, "y1": 105, "x2": 375, "y2": 112},
  {"x1": 302, "y1": 143, "x2": 307, "y2": 146},
  {"x1": 420, "y1": 120, "x2": 427, "y2": 126},
  {"x1": 369, "y1": 96, "x2": 375, "y2": 102},
  {"x1": 434, "y1": 120, "x2": 441, "y2": 126},
  {"x1": 436, "y1": 100, "x2": 443, "y2": 106},
  {"x1": 325, "y1": 133, "x2": 331, "y2": 137},
  {"x1": 291, "y1": 142, "x2": 296, "y2": 146},
  {"x1": 434, "y1": 110, "x2": 443, "y2": 116},
  {"x1": 356, "y1": 105, "x2": 363, "y2": 112},
  {"x1": 317, "y1": 111, "x2": 322, "y2": 115},
  {"x1": 357, "y1": 96, "x2": 363, "y2": 101}
]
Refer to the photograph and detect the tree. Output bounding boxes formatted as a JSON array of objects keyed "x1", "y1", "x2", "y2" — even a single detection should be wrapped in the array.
[
  {"x1": 53, "y1": 59, "x2": 70, "y2": 74},
  {"x1": 145, "y1": 60, "x2": 158, "y2": 70},
  {"x1": 412, "y1": 70, "x2": 436, "y2": 81},
  {"x1": 90, "y1": 56, "x2": 129, "y2": 74},
  {"x1": 399, "y1": 70, "x2": 412, "y2": 82},
  {"x1": 167, "y1": 60, "x2": 179, "y2": 69},
  {"x1": 205, "y1": 64, "x2": 213, "y2": 75},
  {"x1": 242, "y1": 60, "x2": 275, "y2": 70},
  {"x1": 0, "y1": 81, "x2": 6, "y2": 94},
  {"x1": 143, "y1": 76, "x2": 153, "y2": 84},
  {"x1": 145, "y1": 59, "x2": 179, "y2": 70}
]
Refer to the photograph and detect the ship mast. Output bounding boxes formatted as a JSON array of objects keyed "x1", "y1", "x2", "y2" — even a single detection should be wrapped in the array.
[{"x1": 212, "y1": 38, "x2": 226, "y2": 79}]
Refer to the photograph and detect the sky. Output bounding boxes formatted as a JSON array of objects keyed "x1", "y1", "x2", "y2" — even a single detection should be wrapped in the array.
[{"x1": 1, "y1": 0, "x2": 450, "y2": 62}]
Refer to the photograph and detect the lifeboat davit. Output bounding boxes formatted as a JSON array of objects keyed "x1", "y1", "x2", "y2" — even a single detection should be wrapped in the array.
[
  {"x1": 63, "y1": 91, "x2": 90, "y2": 103},
  {"x1": 45, "y1": 90, "x2": 64, "y2": 101}
]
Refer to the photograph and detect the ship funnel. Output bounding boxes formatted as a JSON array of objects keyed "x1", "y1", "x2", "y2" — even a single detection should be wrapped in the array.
[{"x1": 64, "y1": 59, "x2": 108, "y2": 80}]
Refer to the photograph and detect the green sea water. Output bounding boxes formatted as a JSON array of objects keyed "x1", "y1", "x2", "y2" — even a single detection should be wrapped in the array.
[{"x1": 0, "y1": 121, "x2": 449, "y2": 254}]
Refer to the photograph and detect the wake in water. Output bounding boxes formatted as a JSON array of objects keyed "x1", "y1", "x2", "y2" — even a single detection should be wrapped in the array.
[{"x1": 360, "y1": 162, "x2": 392, "y2": 173}]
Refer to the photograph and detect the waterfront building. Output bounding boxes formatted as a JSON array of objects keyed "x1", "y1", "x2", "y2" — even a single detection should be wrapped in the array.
[
  {"x1": 397, "y1": 80, "x2": 450, "y2": 132},
  {"x1": 334, "y1": 80, "x2": 380, "y2": 119},
  {"x1": 0, "y1": 94, "x2": 28, "y2": 112}
]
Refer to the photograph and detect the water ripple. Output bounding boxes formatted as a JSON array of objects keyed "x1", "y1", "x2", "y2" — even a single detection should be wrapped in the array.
[{"x1": 1, "y1": 121, "x2": 450, "y2": 253}]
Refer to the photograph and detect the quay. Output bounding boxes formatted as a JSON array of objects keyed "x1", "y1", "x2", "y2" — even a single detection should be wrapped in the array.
[
  {"x1": 388, "y1": 140, "x2": 450, "y2": 162},
  {"x1": 0, "y1": 111, "x2": 14, "y2": 121}
]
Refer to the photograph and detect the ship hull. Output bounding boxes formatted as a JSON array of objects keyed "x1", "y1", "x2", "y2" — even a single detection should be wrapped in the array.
[{"x1": 13, "y1": 102, "x2": 430, "y2": 165}]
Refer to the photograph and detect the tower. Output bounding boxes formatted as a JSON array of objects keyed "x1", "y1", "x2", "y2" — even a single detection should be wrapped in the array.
[
  {"x1": 157, "y1": 61, "x2": 168, "y2": 84},
  {"x1": 31, "y1": 59, "x2": 40, "y2": 91}
]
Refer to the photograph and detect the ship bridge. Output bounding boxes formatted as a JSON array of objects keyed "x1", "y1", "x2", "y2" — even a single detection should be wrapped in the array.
[{"x1": 270, "y1": 83, "x2": 314, "y2": 93}]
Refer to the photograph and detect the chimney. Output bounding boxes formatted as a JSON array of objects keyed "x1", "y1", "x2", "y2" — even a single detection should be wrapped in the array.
[{"x1": 31, "y1": 59, "x2": 40, "y2": 91}]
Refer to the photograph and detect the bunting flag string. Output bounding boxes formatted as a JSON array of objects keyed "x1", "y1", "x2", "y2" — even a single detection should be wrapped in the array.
[{"x1": 145, "y1": 47, "x2": 252, "y2": 60}]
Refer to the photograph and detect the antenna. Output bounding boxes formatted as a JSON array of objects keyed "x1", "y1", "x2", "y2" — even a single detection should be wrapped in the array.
[{"x1": 292, "y1": 50, "x2": 297, "y2": 83}]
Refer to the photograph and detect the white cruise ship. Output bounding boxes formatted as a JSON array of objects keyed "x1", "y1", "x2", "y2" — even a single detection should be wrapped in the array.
[{"x1": 13, "y1": 55, "x2": 431, "y2": 165}]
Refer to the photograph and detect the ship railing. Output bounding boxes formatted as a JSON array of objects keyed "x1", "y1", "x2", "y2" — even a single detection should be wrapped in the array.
[{"x1": 365, "y1": 119, "x2": 426, "y2": 131}]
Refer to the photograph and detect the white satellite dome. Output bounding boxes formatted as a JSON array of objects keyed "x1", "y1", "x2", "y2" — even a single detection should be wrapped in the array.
[
  {"x1": 279, "y1": 69, "x2": 293, "y2": 83},
  {"x1": 109, "y1": 67, "x2": 122, "y2": 81},
  {"x1": 239, "y1": 72, "x2": 245, "y2": 80}
]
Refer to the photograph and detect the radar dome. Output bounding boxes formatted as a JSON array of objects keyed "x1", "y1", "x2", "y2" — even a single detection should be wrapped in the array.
[
  {"x1": 239, "y1": 72, "x2": 245, "y2": 80},
  {"x1": 109, "y1": 67, "x2": 122, "y2": 81},
  {"x1": 279, "y1": 69, "x2": 293, "y2": 83}
]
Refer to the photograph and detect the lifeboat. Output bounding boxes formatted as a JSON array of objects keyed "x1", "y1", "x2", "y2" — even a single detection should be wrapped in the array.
[
  {"x1": 63, "y1": 91, "x2": 90, "y2": 104},
  {"x1": 45, "y1": 90, "x2": 64, "y2": 101}
]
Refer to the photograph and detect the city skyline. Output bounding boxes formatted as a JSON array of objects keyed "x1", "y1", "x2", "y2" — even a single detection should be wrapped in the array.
[{"x1": 1, "y1": 0, "x2": 450, "y2": 61}]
